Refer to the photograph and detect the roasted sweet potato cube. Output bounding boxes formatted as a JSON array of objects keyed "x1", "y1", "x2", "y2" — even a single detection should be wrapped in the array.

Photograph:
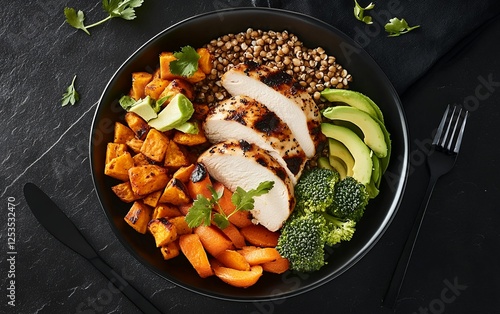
[
  {"x1": 172, "y1": 125, "x2": 207, "y2": 146},
  {"x1": 193, "y1": 103, "x2": 210, "y2": 121},
  {"x1": 169, "y1": 216, "x2": 192, "y2": 235},
  {"x1": 153, "y1": 204, "x2": 182, "y2": 219},
  {"x1": 160, "y1": 241, "x2": 180, "y2": 260},
  {"x1": 158, "y1": 79, "x2": 195, "y2": 105},
  {"x1": 130, "y1": 72, "x2": 153, "y2": 100},
  {"x1": 140, "y1": 129, "x2": 169, "y2": 163},
  {"x1": 197, "y1": 48, "x2": 213, "y2": 74},
  {"x1": 114, "y1": 122, "x2": 135, "y2": 144},
  {"x1": 126, "y1": 138, "x2": 143, "y2": 154},
  {"x1": 144, "y1": 77, "x2": 170, "y2": 100},
  {"x1": 111, "y1": 181, "x2": 142, "y2": 203},
  {"x1": 105, "y1": 143, "x2": 128, "y2": 165},
  {"x1": 143, "y1": 190, "x2": 162, "y2": 207},
  {"x1": 128, "y1": 165, "x2": 169, "y2": 196},
  {"x1": 186, "y1": 68, "x2": 206, "y2": 84},
  {"x1": 104, "y1": 152, "x2": 134, "y2": 181},
  {"x1": 159, "y1": 178, "x2": 191, "y2": 205},
  {"x1": 124, "y1": 201, "x2": 152, "y2": 234},
  {"x1": 172, "y1": 164, "x2": 195, "y2": 183},
  {"x1": 125, "y1": 112, "x2": 150, "y2": 140},
  {"x1": 132, "y1": 153, "x2": 151, "y2": 166},
  {"x1": 152, "y1": 67, "x2": 161, "y2": 79},
  {"x1": 159, "y1": 52, "x2": 178, "y2": 80},
  {"x1": 164, "y1": 140, "x2": 190, "y2": 168},
  {"x1": 148, "y1": 217, "x2": 178, "y2": 247}
]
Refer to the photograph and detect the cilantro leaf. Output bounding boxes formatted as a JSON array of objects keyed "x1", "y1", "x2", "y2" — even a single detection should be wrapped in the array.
[
  {"x1": 64, "y1": 7, "x2": 90, "y2": 35},
  {"x1": 185, "y1": 195, "x2": 213, "y2": 228},
  {"x1": 353, "y1": 0, "x2": 375, "y2": 25},
  {"x1": 169, "y1": 46, "x2": 200, "y2": 77},
  {"x1": 385, "y1": 17, "x2": 421, "y2": 37},
  {"x1": 64, "y1": 0, "x2": 144, "y2": 35},
  {"x1": 213, "y1": 213, "x2": 230, "y2": 230},
  {"x1": 61, "y1": 75, "x2": 80, "y2": 106},
  {"x1": 231, "y1": 181, "x2": 275, "y2": 213}
]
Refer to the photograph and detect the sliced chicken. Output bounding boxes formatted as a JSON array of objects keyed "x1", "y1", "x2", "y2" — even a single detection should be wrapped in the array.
[
  {"x1": 198, "y1": 140, "x2": 295, "y2": 232},
  {"x1": 221, "y1": 62, "x2": 322, "y2": 158},
  {"x1": 203, "y1": 95, "x2": 307, "y2": 185}
]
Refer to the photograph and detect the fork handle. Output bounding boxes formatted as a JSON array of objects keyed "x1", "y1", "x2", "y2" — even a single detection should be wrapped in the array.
[{"x1": 382, "y1": 175, "x2": 439, "y2": 308}]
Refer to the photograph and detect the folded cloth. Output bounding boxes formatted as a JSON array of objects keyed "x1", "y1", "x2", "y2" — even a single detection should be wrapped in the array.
[{"x1": 253, "y1": 0, "x2": 500, "y2": 94}]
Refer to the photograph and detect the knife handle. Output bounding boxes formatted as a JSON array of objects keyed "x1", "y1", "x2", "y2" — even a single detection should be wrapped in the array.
[{"x1": 89, "y1": 256, "x2": 162, "y2": 314}]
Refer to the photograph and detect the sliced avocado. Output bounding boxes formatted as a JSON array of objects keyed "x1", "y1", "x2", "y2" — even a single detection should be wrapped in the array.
[
  {"x1": 148, "y1": 94, "x2": 194, "y2": 131},
  {"x1": 366, "y1": 179, "x2": 380, "y2": 199},
  {"x1": 371, "y1": 153, "x2": 381, "y2": 188},
  {"x1": 328, "y1": 138, "x2": 354, "y2": 177},
  {"x1": 375, "y1": 116, "x2": 391, "y2": 174},
  {"x1": 174, "y1": 121, "x2": 199, "y2": 134},
  {"x1": 321, "y1": 123, "x2": 373, "y2": 185},
  {"x1": 328, "y1": 156, "x2": 347, "y2": 179},
  {"x1": 323, "y1": 106, "x2": 387, "y2": 158},
  {"x1": 317, "y1": 156, "x2": 333, "y2": 170},
  {"x1": 126, "y1": 96, "x2": 158, "y2": 122},
  {"x1": 321, "y1": 88, "x2": 383, "y2": 122}
]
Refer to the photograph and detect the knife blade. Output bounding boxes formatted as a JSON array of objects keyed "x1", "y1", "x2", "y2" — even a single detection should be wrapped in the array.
[{"x1": 23, "y1": 182, "x2": 162, "y2": 314}]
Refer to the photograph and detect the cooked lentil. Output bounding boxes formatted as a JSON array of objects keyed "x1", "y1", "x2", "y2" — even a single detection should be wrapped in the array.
[{"x1": 194, "y1": 28, "x2": 352, "y2": 107}]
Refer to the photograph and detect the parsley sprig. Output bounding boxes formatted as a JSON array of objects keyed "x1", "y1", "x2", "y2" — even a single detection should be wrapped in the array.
[
  {"x1": 385, "y1": 17, "x2": 420, "y2": 37},
  {"x1": 61, "y1": 75, "x2": 80, "y2": 106},
  {"x1": 186, "y1": 181, "x2": 275, "y2": 230},
  {"x1": 64, "y1": 0, "x2": 144, "y2": 35},
  {"x1": 353, "y1": 0, "x2": 375, "y2": 25},
  {"x1": 169, "y1": 46, "x2": 200, "y2": 77}
]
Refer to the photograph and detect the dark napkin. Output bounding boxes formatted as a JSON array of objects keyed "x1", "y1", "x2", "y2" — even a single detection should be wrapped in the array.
[{"x1": 256, "y1": 0, "x2": 500, "y2": 95}]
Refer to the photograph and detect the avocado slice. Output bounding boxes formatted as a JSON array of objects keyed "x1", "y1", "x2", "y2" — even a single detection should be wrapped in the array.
[
  {"x1": 323, "y1": 106, "x2": 387, "y2": 158},
  {"x1": 328, "y1": 138, "x2": 355, "y2": 177},
  {"x1": 328, "y1": 156, "x2": 348, "y2": 179},
  {"x1": 317, "y1": 156, "x2": 333, "y2": 170},
  {"x1": 321, "y1": 123, "x2": 373, "y2": 185},
  {"x1": 126, "y1": 96, "x2": 158, "y2": 122},
  {"x1": 320, "y1": 88, "x2": 384, "y2": 122},
  {"x1": 148, "y1": 94, "x2": 194, "y2": 131},
  {"x1": 371, "y1": 153, "x2": 381, "y2": 188}
]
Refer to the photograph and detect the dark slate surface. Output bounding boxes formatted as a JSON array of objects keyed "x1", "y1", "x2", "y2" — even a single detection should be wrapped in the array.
[{"x1": 1, "y1": 0, "x2": 500, "y2": 313}]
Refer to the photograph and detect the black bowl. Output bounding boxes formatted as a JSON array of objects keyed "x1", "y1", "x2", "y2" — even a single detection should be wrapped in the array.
[{"x1": 90, "y1": 7, "x2": 409, "y2": 301}]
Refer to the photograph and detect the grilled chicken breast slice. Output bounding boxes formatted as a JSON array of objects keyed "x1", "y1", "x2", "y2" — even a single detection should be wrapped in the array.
[
  {"x1": 221, "y1": 62, "x2": 322, "y2": 158},
  {"x1": 198, "y1": 140, "x2": 295, "y2": 232},
  {"x1": 203, "y1": 95, "x2": 307, "y2": 184}
]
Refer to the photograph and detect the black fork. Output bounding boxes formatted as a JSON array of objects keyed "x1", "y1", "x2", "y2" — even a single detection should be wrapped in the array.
[{"x1": 382, "y1": 105, "x2": 469, "y2": 308}]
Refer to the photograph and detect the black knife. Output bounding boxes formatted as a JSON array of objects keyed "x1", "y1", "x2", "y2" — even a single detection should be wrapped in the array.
[{"x1": 23, "y1": 182, "x2": 162, "y2": 314}]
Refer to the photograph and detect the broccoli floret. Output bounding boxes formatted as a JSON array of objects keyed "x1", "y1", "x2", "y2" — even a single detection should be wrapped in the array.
[
  {"x1": 329, "y1": 176, "x2": 369, "y2": 222},
  {"x1": 323, "y1": 215, "x2": 356, "y2": 246},
  {"x1": 276, "y1": 212, "x2": 327, "y2": 272},
  {"x1": 294, "y1": 168, "x2": 340, "y2": 213}
]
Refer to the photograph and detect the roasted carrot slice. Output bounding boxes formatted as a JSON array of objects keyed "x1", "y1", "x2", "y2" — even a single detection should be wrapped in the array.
[
  {"x1": 194, "y1": 225, "x2": 233, "y2": 257},
  {"x1": 216, "y1": 250, "x2": 250, "y2": 271},
  {"x1": 261, "y1": 256, "x2": 290, "y2": 274},
  {"x1": 238, "y1": 247, "x2": 282, "y2": 265},
  {"x1": 240, "y1": 224, "x2": 280, "y2": 247},
  {"x1": 213, "y1": 264, "x2": 263, "y2": 288},
  {"x1": 179, "y1": 234, "x2": 213, "y2": 278},
  {"x1": 221, "y1": 223, "x2": 246, "y2": 249}
]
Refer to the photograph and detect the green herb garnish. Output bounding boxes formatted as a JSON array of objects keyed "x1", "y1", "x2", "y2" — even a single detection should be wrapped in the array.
[
  {"x1": 61, "y1": 75, "x2": 79, "y2": 106},
  {"x1": 385, "y1": 17, "x2": 420, "y2": 37},
  {"x1": 353, "y1": 0, "x2": 375, "y2": 24},
  {"x1": 64, "y1": 0, "x2": 144, "y2": 35},
  {"x1": 169, "y1": 46, "x2": 200, "y2": 77},
  {"x1": 185, "y1": 181, "x2": 274, "y2": 229}
]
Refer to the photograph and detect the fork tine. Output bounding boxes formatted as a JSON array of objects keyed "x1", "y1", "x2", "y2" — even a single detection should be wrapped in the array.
[
  {"x1": 432, "y1": 105, "x2": 450, "y2": 145},
  {"x1": 440, "y1": 106, "x2": 456, "y2": 147},
  {"x1": 447, "y1": 107, "x2": 462, "y2": 151},
  {"x1": 453, "y1": 110, "x2": 469, "y2": 153}
]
